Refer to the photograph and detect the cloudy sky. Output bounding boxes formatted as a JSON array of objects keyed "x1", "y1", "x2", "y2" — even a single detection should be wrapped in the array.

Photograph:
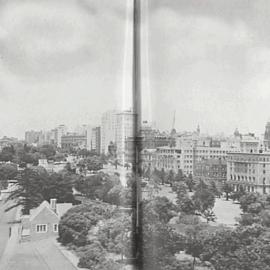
[
  {"x1": 146, "y1": 0, "x2": 270, "y2": 136},
  {"x1": 0, "y1": 0, "x2": 270, "y2": 138},
  {"x1": 0, "y1": 0, "x2": 131, "y2": 138}
]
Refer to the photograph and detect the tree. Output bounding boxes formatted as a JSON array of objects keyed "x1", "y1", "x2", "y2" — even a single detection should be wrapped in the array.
[
  {"x1": 231, "y1": 186, "x2": 246, "y2": 202},
  {"x1": 178, "y1": 196, "x2": 196, "y2": 215},
  {"x1": 166, "y1": 169, "x2": 175, "y2": 186},
  {"x1": 222, "y1": 183, "x2": 233, "y2": 201},
  {"x1": 6, "y1": 168, "x2": 75, "y2": 214},
  {"x1": 124, "y1": 162, "x2": 131, "y2": 170},
  {"x1": 0, "y1": 163, "x2": 18, "y2": 189},
  {"x1": 192, "y1": 185, "x2": 215, "y2": 214},
  {"x1": 209, "y1": 180, "x2": 222, "y2": 198},
  {"x1": 199, "y1": 225, "x2": 270, "y2": 270},
  {"x1": 141, "y1": 198, "x2": 185, "y2": 270},
  {"x1": 239, "y1": 193, "x2": 262, "y2": 213},
  {"x1": 59, "y1": 201, "x2": 115, "y2": 246},
  {"x1": 185, "y1": 174, "x2": 195, "y2": 192},
  {"x1": 77, "y1": 156, "x2": 103, "y2": 173},
  {"x1": 201, "y1": 209, "x2": 216, "y2": 223}
]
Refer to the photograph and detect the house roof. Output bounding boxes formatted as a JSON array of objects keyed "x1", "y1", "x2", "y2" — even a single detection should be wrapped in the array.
[
  {"x1": 29, "y1": 201, "x2": 58, "y2": 222},
  {"x1": 29, "y1": 200, "x2": 72, "y2": 221},
  {"x1": 56, "y1": 203, "x2": 73, "y2": 218}
]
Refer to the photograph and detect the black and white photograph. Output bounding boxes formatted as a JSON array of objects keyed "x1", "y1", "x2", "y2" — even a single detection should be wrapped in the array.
[{"x1": 1, "y1": 0, "x2": 270, "y2": 269}]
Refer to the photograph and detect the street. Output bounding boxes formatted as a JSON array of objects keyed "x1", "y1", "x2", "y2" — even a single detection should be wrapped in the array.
[{"x1": 0, "y1": 199, "x2": 17, "y2": 261}]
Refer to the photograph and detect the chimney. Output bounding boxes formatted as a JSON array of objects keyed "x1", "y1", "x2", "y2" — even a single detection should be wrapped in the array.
[{"x1": 50, "y1": 198, "x2": 57, "y2": 213}]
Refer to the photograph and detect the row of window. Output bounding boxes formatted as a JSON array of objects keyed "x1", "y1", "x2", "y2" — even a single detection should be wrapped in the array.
[
  {"x1": 36, "y1": 224, "x2": 58, "y2": 233},
  {"x1": 230, "y1": 175, "x2": 256, "y2": 182}
]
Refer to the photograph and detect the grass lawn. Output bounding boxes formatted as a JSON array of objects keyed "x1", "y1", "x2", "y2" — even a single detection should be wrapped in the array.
[{"x1": 212, "y1": 197, "x2": 241, "y2": 226}]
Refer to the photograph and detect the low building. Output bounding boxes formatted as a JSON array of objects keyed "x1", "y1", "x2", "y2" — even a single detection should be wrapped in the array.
[{"x1": 20, "y1": 199, "x2": 72, "y2": 241}]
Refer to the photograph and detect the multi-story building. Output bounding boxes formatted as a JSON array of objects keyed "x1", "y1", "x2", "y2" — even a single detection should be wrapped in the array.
[
  {"x1": 0, "y1": 136, "x2": 18, "y2": 150},
  {"x1": 61, "y1": 133, "x2": 87, "y2": 151},
  {"x1": 264, "y1": 121, "x2": 270, "y2": 150},
  {"x1": 25, "y1": 130, "x2": 41, "y2": 145},
  {"x1": 101, "y1": 110, "x2": 118, "y2": 154},
  {"x1": 194, "y1": 158, "x2": 227, "y2": 188},
  {"x1": 154, "y1": 132, "x2": 240, "y2": 176},
  {"x1": 55, "y1": 125, "x2": 67, "y2": 148},
  {"x1": 91, "y1": 127, "x2": 101, "y2": 154},
  {"x1": 227, "y1": 152, "x2": 270, "y2": 194},
  {"x1": 115, "y1": 110, "x2": 135, "y2": 163}
]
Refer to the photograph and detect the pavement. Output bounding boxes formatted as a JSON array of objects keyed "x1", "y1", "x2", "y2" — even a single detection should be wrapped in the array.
[
  {"x1": 0, "y1": 199, "x2": 18, "y2": 261},
  {"x1": 0, "y1": 197, "x2": 79, "y2": 270},
  {"x1": 4, "y1": 238, "x2": 78, "y2": 270},
  {"x1": 101, "y1": 164, "x2": 131, "y2": 186}
]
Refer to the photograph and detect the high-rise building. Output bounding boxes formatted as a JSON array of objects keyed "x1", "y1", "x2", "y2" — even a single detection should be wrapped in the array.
[
  {"x1": 25, "y1": 130, "x2": 41, "y2": 145},
  {"x1": 264, "y1": 121, "x2": 270, "y2": 149},
  {"x1": 115, "y1": 110, "x2": 135, "y2": 163},
  {"x1": 55, "y1": 125, "x2": 67, "y2": 148},
  {"x1": 91, "y1": 127, "x2": 101, "y2": 154},
  {"x1": 101, "y1": 110, "x2": 118, "y2": 154}
]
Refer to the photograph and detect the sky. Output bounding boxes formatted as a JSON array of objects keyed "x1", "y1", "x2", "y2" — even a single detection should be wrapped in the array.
[
  {"x1": 0, "y1": 0, "x2": 131, "y2": 138},
  {"x1": 1, "y1": 0, "x2": 270, "y2": 138},
  {"x1": 146, "y1": 0, "x2": 270, "y2": 136}
]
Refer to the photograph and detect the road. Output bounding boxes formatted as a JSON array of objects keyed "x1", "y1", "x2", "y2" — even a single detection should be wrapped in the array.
[
  {"x1": 6, "y1": 239, "x2": 78, "y2": 270},
  {"x1": 0, "y1": 198, "x2": 17, "y2": 261},
  {"x1": 101, "y1": 164, "x2": 131, "y2": 186}
]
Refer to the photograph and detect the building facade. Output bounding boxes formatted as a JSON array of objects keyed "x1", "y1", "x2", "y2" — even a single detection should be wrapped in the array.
[
  {"x1": 194, "y1": 158, "x2": 227, "y2": 188},
  {"x1": 115, "y1": 110, "x2": 135, "y2": 163},
  {"x1": 101, "y1": 110, "x2": 118, "y2": 154},
  {"x1": 91, "y1": 127, "x2": 101, "y2": 154},
  {"x1": 61, "y1": 133, "x2": 87, "y2": 150},
  {"x1": 227, "y1": 152, "x2": 270, "y2": 194}
]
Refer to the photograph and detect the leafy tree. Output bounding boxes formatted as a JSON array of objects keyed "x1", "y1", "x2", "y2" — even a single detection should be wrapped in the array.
[
  {"x1": 231, "y1": 186, "x2": 246, "y2": 201},
  {"x1": 0, "y1": 163, "x2": 18, "y2": 189},
  {"x1": 59, "y1": 201, "x2": 115, "y2": 246},
  {"x1": 192, "y1": 185, "x2": 215, "y2": 214},
  {"x1": 37, "y1": 144, "x2": 56, "y2": 160},
  {"x1": 178, "y1": 196, "x2": 196, "y2": 215},
  {"x1": 199, "y1": 225, "x2": 270, "y2": 270},
  {"x1": 0, "y1": 146, "x2": 15, "y2": 162},
  {"x1": 239, "y1": 193, "x2": 262, "y2": 213},
  {"x1": 6, "y1": 168, "x2": 75, "y2": 214},
  {"x1": 141, "y1": 198, "x2": 185, "y2": 270},
  {"x1": 166, "y1": 169, "x2": 175, "y2": 186},
  {"x1": 124, "y1": 162, "x2": 131, "y2": 170},
  {"x1": 201, "y1": 209, "x2": 216, "y2": 223},
  {"x1": 209, "y1": 180, "x2": 222, "y2": 198},
  {"x1": 222, "y1": 183, "x2": 233, "y2": 201},
  {"x1": 97, "y1": 213, "x2": 131, "y2": 255},
  {"x1": 185, "y1": 174, "x2": 195, "y2": 192}
]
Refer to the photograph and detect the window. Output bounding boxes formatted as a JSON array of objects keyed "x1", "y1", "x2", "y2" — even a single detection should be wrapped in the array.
[
  {"x1": 53, "y1": 224, "x2": 58, "y2": 232},
  {"x1": 36, "y1": 224, "x2": 47, "y2": 233}
]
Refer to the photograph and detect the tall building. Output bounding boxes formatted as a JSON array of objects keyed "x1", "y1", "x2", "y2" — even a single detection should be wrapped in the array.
[
  {"x1": 101, "y1": 110, "x2": 118, "y2": 154},
  {"x1": 25, "y1": 130, "x2": 41, "y2": 145},
  {"x1": 115, "y1": 110, "x2": 135, "y2": 163},
  {"x1": 55, "y1": 125, "x2": 67, "y2": 148},
  {"x1": 91, "y1": 127, "x2": 101, "y2": 154},
  {"x1": 264, "y1": 121, "x2": 270, "y2": 149}
]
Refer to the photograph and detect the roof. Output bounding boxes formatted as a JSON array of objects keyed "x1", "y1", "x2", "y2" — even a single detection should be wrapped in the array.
[
  {"x1": 29, "y1": 201, "x2": 58, "y2": 222},
  {"x1": 29, "y1": 201, "x2": 72, "y2": 221},
  {"x1": 56, "y1": 203, "x2": 73, "y2": 218}
]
